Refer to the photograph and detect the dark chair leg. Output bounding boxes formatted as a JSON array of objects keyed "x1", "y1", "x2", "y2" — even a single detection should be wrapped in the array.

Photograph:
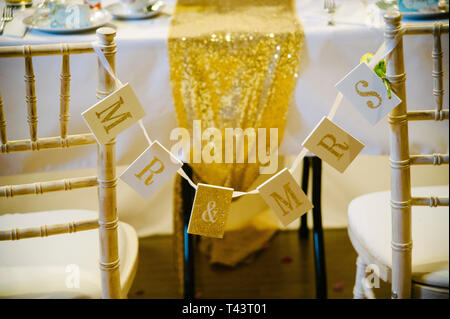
[
  {"x1": 311, "y1": 157, "x2": 327, "y2": 299},
  {"x1": 181, "y1": 159, "x2": 327, "y2": 299},
  {"x1": 299, "y1": 157, "x2": 310, "y2": 238},
  {"x1": 181, "y1": 163, "x2": 196, "y2": 299}
]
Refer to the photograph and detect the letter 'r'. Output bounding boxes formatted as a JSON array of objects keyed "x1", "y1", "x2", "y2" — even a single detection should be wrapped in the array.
[
  {"x1": 134, "y1": 157, "x2": 165, "y2": 186},
  {"x1": 95, "y1": 96, "x2": 132, "y2": 134},
  {"x1": 269, "y1": 182, "x2": 303, "y2": 216},
  {"x1": 317, "y1": 134, "x2": 349, "y2": 160}
]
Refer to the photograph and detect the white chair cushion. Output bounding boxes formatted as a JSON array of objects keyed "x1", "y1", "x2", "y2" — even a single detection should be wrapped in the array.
[
  {"x1": 0, "y1": 209, "x2": 138, "y2": 298},
  {"x1": 348, "y1": 185, "x2": 449, "y2": 289}
]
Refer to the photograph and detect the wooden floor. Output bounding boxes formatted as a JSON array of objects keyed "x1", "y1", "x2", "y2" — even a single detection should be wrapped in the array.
[{"x1": 128, "y1": 229, "x2": 390, "y2": 299}]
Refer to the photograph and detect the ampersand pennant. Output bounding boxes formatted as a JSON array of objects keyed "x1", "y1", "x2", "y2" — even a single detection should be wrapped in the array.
[
  {"x1": 120, "y1": 140, "x2": 183, "y2": 200},
  {"x1": 82, "y1": 83, "x2": 146, "y2": 144},
  {"x1": 335, "y1": 62, "x2": 401, "y2": 125},
  {"x1": 187, "y1": 183, "x2": 234, "y2": 238},
  {"x1": 303, "y1": 117, "x2": 365, "y2": 173},
  {"x1": 257, "y1": 168, "x2": 313, "y2": 227}
]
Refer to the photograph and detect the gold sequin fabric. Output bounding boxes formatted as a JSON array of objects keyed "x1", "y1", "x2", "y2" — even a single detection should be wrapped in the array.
[
  {"x1": 188, "y1": 184, "x2": 234, "y2": 238},
  {"x1": 168, "y1": 0, "x2": 304, "y2": 192},
  {"x1": 169, "y1": 0, "x2": 304, "y2": 296}
]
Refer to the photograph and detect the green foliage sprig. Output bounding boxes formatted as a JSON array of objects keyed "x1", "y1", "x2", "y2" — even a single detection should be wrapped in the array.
[{"x1": 360, "y1": 53, "x2": 392, "y2": 99}]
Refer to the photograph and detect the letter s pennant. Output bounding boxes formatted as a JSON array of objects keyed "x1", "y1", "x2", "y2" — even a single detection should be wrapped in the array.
[
  {"x1": 335, "y1": 62, "x2": 401, "y2": 125},
  {"x1": 120, "y1": 141, "x2": 182, "y2": 200},
  {"x1": 82, "y1": 83, "x2": 146, "y2": 144},
  {"x1": 257, "y1": 168, "x2": 313, "y2": 227}
]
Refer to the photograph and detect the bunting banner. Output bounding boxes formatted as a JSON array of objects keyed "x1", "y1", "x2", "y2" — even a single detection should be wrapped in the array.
[{"x1": 83, "y1": 32, "x2": 404, "y2": 235}]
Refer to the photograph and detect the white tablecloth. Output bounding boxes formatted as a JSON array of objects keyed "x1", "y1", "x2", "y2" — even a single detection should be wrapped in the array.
[
  {"x1": 0, "y1": 0, "x2": 448, "y2": 237},
  {"x1": 0, "y1": 0, "x2": 448, "y2": 176}
]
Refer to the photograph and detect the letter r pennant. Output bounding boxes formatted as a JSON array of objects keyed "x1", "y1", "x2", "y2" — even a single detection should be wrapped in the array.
[
  {"x1": 82, "y1": 83, "x2": 146, "y2": 144},
  {"x1": 303, "y1": 117, "x2": 364, "y2": 173},
  {"x1": 257, "y1": 168, "x2": 313, "y2": 227},
  {"x1": 120, "y1": 140, "x2": 183, "y2": 200}
]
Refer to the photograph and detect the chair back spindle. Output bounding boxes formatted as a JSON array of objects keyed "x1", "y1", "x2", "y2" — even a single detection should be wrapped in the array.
[
  {"x1": 24, "y1": 45, "x2": 38, "y2": 143},
  {"x1": 95, "y1": 28, "x2": 121, "y2": 299},
  {"x1": 60, "y1": 44, "x2": 70, "y2": 139},
  {"x1": 432, "y1": 23, "x2": 443, "y2": 115},
  {"x1": 385, "y1": 12, "x2": 412, "y2": 299},
  {"x1": 385, "y1": 13, "x2": 449, "y2": 299},
  {"x1": 0, "y1": 91, "x2": 6, "y2": 145}
]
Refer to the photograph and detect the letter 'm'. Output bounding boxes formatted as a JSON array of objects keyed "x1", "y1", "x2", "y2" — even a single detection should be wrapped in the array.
[
  {"x1": 95, "y1": 96, "x2": 132, "y2": 134},
  {"x1": 269, "y1": 182, "x2": 302, "y2": 216}
]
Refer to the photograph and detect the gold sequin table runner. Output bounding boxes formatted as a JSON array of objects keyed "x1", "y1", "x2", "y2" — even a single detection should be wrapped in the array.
[
  {"x1": 168, "y1": 0, "x2": 304, "y2": 293},
  {"x1": 169, "y1": 0, "x2": 304, "y2": 191}
]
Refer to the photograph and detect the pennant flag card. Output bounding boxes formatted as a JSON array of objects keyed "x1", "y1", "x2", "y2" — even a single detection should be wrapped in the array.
[
  {"x1": 257, "y1": 168, "x2": 313, "y2": 227},
  {"x1": 188, "y1": 184, "x2": 234, "y2": 238},
  {"x1": 303, "y1": 117, "x2": 364, "y2": 173},
  {"x1": 82, "y1": 83, "x2": 146, "y2": 144},
  {"x1": 335, "y1": 62, "x2": 401, "y2": 125},
  {"x1": 120, "y1": 140, "x2": 183, "y2": 200}
]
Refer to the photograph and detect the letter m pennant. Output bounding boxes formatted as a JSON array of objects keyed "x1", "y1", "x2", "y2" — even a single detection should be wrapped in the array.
[
  {"x1": 257, "y1": 168, "x2": 313, "y2": 227},
  {"x1": 82, "y1": 83, "x2": 146, "y2": 144}
]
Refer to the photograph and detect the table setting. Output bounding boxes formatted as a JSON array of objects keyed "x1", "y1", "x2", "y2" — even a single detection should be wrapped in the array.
[
  {"x1": 0, "y1": 0, "x2": 447, "y2": 37},
  {"x1": 0, "y1": 0, "x2": 169, "y2": 37}
]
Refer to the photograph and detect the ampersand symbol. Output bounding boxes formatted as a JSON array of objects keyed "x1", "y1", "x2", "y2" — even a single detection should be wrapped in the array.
[
  {"x1": 354, "y1": 80, "x2": 382, "y2": 109},
  {"x1": 202, "y1": 201, "x2": 218, "y2": 223}
]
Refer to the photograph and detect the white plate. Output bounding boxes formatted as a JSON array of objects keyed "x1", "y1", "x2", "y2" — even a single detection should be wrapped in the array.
[
  {"x1": 401, "y1": 9, "x2": 449, "y2": 20},
  {"x1": 23, "y1": 8, "x2": 112, "y2": 34},
  {"x1": 105, "y1": 1, "x2": 162, "y2": 20},
  {"x1": 5, "y1": 1, "x2": 33, "y2": 8}
]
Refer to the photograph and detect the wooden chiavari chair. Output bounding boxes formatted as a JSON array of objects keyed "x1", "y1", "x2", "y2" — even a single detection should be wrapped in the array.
[
  {"x1": 0, "y1": 28, "x2": 138, "y2": 299},
  {"x1": 347, "y1": 12, "x2": 449, "y2": 299}
]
